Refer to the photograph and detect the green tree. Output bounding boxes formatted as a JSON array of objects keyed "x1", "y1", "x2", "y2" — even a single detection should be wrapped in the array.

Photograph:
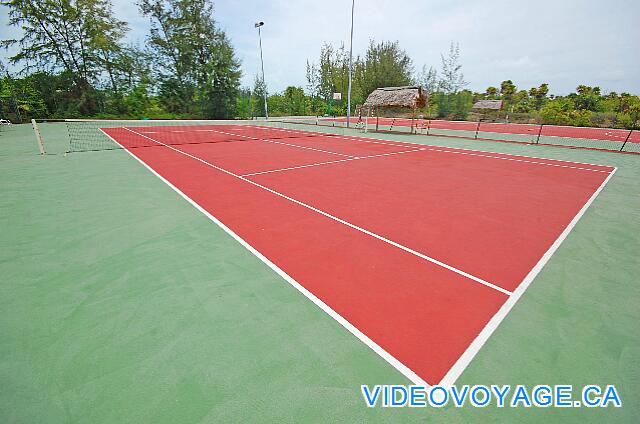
[
  {"x1": 305, "y1": 60, "x2": 322, "y2": 114},
  {"x1": 435, "y1": 42, "x2": 467, "y2": 118},
  {"x1": 309, "y1": 42, "x2": 363, "y2": 115},
  {"x1": 103, "y1": 45, "x2": 152, "y2": 96},
  {"x1": 500, "y1": 80, "x2": 517, "y2": 102},
  {"x1": 251, "y1": 75, "x2": 267, "y2": 117},
  {"x1": 439, "y1": 42, "x2": 467, "y2": 95},
  {"x1": 266, "y1": 93, "x2": 287, "y2": 117},
  {"x1": 235, "y1": 87, "x2": 251, "y2": 119},
  {"x1": 0, "y1": 72, "x2": 48, "y2": 118},
  {"x1": 512, "y1": 90, "x2": 531, "y2": 113},
  {"x1": 573, "y1": 85, "x2": 601, "y2": 111},
  {"x1": 316, "y1": 43, "x2": 335, "y2": 102},
  {"x1": 199, "y1": 31, "x2": 241, "y2": 119},
  {"x1": 416, "y1": 65, "x2": 438, "y2": 94},
  {"x1": 1, "y1": 0, "x2": 129, "y2": 114},
  {"x1": 485, "y1": 86, "x2": 498, "y2": 98},
  {"x1": 361, "y1": 40, "x2": 413, "y2": 98},
  {"x1": 139, "y1": 0, "x2": 241, "y2": 118},
  {"x1": 283, "y1": 86, "x2": 306, "y2": 116},
  {"x1": 617, "y1": 94, "x2": 640, "y2": 129},
  {"x1": 452, "y1": 90, "x2": 473, "y2": 120},
  {"x1": 540, "y1": 98, "x2": 573, "y2": 125},
  {"x1": 122, "y1": 83, "x2": 152, "y2": 117},
  {"x1": 627, "y1": 99, "x2": 640, "y2": 129},
  {"x1": 528, "y1": 83, "x2": 549, "y2": 110}
]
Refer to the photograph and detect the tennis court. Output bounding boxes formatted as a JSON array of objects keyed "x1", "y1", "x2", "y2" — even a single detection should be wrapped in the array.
[
  {"x1": 311, "y1": 117, "x2": 640, "y2": 153},
  {"x1": 3, "y1": 121, "x2": 639, "y2": 422},
  {"x1": 95, "y1": 123, "x2": 615, "y2": 386}
]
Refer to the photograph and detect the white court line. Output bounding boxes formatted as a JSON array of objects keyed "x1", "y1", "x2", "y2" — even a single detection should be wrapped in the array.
[
  {"x1": 438, "y1": 167, "x2": 617, "y2": 386},
  {"x1": 217, "y1": 125, "x2": 612, "y2": 174},
  {"x1": 260, "y1": 128, "x2": 610, "y2": 174},
  {"x1": 242, "y1": 158, "x2": 357, "y2": 177},
  {"x1": 140, "y1": 123, "x2": 616, "y2": 171},
  {"x1": 123, "y1": 127, "x2": 511, "y2": 296},
  {"x1": 419, "y1": 147, "x2": 611, "y2": 173},
  {"x1": 214, "y1": 125, "x2": 425, "y2": 151},
  {"x1": 241, "y1": 148, "x2": 426, "y2": 177},
  {"x1": 321, "y1": 135, "x2": 612, "y2": 173},
  {"x1": 210, "y1": 129, "x2": 355, "y2": 158},
  {"x1": 264, "y1": 123, "x2": 616, "y2": 170},
  {"x1": 99, "y1": 128, "x2": 431, "y2": 387}
]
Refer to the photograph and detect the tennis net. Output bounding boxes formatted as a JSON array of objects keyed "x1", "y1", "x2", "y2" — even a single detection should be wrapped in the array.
[
  {"x1": 60, "y1": 119, "x2": 346, "y2": 152},
  {"x1": 280, "y1": 116, "x2": 640, "y2": 154}
]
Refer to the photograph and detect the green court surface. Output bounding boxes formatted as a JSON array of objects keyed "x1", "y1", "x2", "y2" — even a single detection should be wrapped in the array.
[{"x1": 1, "y1": 122, "x2": 638, "y2": 423}]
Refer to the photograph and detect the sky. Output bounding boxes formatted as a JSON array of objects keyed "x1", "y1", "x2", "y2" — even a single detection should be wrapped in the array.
[{"x1": 1, "y1": 0, "x2": 639, "y2": 95}]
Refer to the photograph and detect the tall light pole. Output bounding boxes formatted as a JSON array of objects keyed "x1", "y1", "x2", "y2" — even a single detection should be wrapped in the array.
[
  {"x1": 347, "y1": 0, "x2": 355, "y2": 128},
  {"x1": 254, "y1": 21, "x2": 268, "y2": 119}
]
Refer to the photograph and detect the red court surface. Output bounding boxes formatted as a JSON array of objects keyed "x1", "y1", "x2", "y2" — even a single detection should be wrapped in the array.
[{"x1": 102, "y1": 125, "x2": 616, "y2": 385}]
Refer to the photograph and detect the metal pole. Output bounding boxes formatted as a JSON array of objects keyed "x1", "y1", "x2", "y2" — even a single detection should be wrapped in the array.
[
  {"x1": 257, "y1": 25, "x2": 268, "y2": 119},
  {"x1": 619, "y1": 129, "x2": 634, "y2": 152},
  {"x1": 535, "y1": 124, "x2": 543, "y2": 144},
  {"x1": 347, "y1": 0, "x2": 355, "y2": 128},
  {"x1": 31, "y1": 119, "x2": 46, "y2": 155}
]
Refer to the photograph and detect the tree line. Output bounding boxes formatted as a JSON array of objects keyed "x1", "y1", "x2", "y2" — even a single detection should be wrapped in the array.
[
  {"x1": 285, "y1": 41, "x2": 640, "y2": 129},
  {"x1": 1, "y1": 0, "x2": 240, "y2": 119},
  {"x1": 1, "y1": 0, "x2": 639, "y2": 129}
]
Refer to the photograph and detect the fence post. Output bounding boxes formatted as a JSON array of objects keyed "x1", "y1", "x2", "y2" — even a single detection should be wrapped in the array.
[
  {"x1": 619, "y1": 129, "x2": 634, "y2": 152},
  {"x1": 535, "y1": 124, "x2": 543, "y2": 144},
  {"x1": 474, "y1": 121, "x2": 481, "y2": 139},
  {"x1": 31, "y1": 119, "x2": 46, "y2": 155}
]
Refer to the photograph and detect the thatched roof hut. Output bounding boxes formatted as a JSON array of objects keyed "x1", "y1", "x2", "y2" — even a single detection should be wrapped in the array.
[
  {"x1": 472, "y1": 100, "x2": 503, "y2": 110},
  {"x1": 363, "y1": 86, "x2": 427, "y2": 109}
]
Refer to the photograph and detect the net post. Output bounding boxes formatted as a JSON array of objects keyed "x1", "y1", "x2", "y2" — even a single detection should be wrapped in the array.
[
  {"x1": 411, "y1": 106, "x2": 416, "y2": 134},
  {"x1": 474, "y1": 120, "x2": 481, "y2": 139},
  {"x1": 619, "y1": 129, "x2": 633, "y2": 152},
  {"x1": 31, "y1": 119, "x2": 46, "y2": 155},
  {"x1": 364, "y1": 108, "x2": 369, "y2": 133},
  {"x1": 535, "y1": 124, "x2": 543, "y2": 144},
  {"x1": 427, "y1": 119, "x2": 431, "y2": 135}
]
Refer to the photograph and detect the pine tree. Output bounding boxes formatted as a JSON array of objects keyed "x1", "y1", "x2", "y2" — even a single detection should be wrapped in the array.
[
  {"x1": 1, "y1": 0, "x2": 129, "y2": 114},
  {"x1": 139, "y1": 0, "x2": 241, "y2": 118}
]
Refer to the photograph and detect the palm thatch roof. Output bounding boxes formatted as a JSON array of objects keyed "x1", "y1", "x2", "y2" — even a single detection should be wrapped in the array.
[
  {"x1": 472, "y1": 100, "x2": 503, "y2": 110},
  {"x1": 363, "y1": 86, "x2": 427, "y2": 108}
]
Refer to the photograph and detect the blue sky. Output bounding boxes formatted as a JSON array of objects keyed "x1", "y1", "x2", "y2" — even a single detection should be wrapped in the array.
[{"x1": 1, "y1": 0, "x2": 639, "y2": 95}]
